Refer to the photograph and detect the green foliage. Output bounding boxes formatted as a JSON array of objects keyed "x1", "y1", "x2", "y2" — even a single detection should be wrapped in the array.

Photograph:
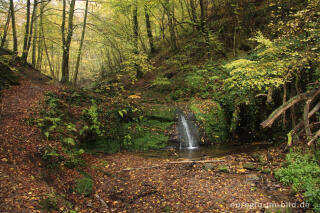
[
  {"x1": 152, "y1": 76, "x2": 172, "y2": 92},
  {"x1": 140, "y1": 119, "x2": 173, "y2": 131},
  {"x1": 191, "y1": 102, "x2": 228, "y2": 143},
  {"x1": 64, "y1": 149, "x2": 85, "y2": 169},
  {"x1": 224, "y1": 32, "x2": 290, "y2": 92},
  {"x1": 121, "y1": 52, "x2": 154, "y2": 82},
  {"x1": 40, "y1": 192, "x2": 58, "y2": 210},
  {"x1": 82, "y1": 101, "x2": 104, "y2": 137},
  {"x1": 74, "y1": 177, "x2": 93, "y2": 197},
  {"x1": 38, "y1": 146, "x2": 64, "y2": 170},
  {"x1": 145, "y1": 105, "x2": 176, "y2": 122},
  {"x1": 218, "y1": 165, "x2": 229, "y2": 173},
  {"x1": 275, "y1": 152, "x2": 320, "y2": 212},
  {"x1": 131, "y1": 132, "x2": 168, "y2": 151}
]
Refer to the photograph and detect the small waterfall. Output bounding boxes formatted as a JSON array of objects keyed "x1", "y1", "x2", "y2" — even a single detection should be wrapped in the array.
[{"x1": 177, "y1": 110, "x2": 199, "y2": 150}]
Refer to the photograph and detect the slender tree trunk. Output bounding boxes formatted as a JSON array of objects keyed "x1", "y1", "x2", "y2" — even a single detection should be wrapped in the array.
[
  {"x1": 41, "y1": 15, "x2": 54, "y2": 79},
  {"x1": 133, "y1": 0, "x2": 143, "y2": 78},
  {"x1": 189, "y1": 0, "x2": 198, "y2": 27},
  {"x1": 32, "y1": 5, "x2": 38, "y2": 66},
  {"x1": 36, "y1": 0, "x2": 44, "y2": 69},
  {"x1": 290, "y1": 83, "x2": 296, "y2": 127},
  {"x1": 144, "y1": 3, "x2": 155, "y2": 54},
  {"x1": 25, "y1": 0, "x2": 38, "y2": 61},
  {"x1": 9, "y1": 0, "x2": 18, "y2": 53},
  {"x1": 282, "y1": 84, "x2": 287, "y2": 128},
  {"x1": 1, "y1": 9, "x2": 11, "y2": 48},
  {"x1": 61, "y1": 0, "x2": 76, "y2": 83},
  {"x1": 73, "y1": 0, "x2": 89, "y2": 87},
  {"x1": 164, "y1": 0, "x2": 177, "y2": 50},
  {"x1": 22, "y1": 0, "x2": 31, "y2": 61},
  {"x1": 199, "y1": 0, "x2": 210, "y2": 57}
]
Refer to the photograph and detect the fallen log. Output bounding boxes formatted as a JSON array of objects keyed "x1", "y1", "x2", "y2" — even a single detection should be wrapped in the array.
[
  {"x1": 307, "y1": 129, "x2": 320, "y2": 146},
  {"x1": 261, "y1": 89, "x2": 320, "y2": 128}
]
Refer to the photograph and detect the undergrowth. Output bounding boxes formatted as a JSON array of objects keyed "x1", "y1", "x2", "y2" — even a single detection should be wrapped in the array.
[{"x1": 275, "y1": 151, "x2": 320, "y2": 212}]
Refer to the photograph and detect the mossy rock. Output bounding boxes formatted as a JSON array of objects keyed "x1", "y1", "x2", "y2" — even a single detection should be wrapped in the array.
[
  {"x1": 261, "y1": 168, "x2": 271, "y2": 174},
  {"x1": 251, "y1": 153, "x2": 266, "y2": 164},
  {"x1": 145, "y1": 105, "x2": 176, "y2": 122},
  {"x1": 132, "y1": 132, "x2": 168, "y2": 150},
  {"x1": 190, "y1": 99, "x2": 228, "y2": 144},
  {"x1": 218, "y1": 165, "x2": 229, "y2": 173},
  {"x1": 75, "y1": 177, "x2": 93, "y2": 197},
  {"x1": 243, "y1": 163, "x2": 257, "y2": 171},
  {"x1": 0, "y1": 62, "x2": 19, "y2": 90}
]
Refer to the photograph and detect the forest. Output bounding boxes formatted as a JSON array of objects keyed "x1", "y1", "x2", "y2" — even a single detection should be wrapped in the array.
[{"x1": 0, "y1": 0, "x2": 320, "y2": 212}]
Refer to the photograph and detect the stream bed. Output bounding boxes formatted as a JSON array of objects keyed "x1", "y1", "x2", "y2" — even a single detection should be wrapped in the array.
[{"x1": 137, "y1": 141, "x2": 273, "y2": 159}]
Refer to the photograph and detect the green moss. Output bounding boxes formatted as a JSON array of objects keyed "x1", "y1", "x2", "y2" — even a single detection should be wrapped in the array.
[
  {"x1": 218, "y1": 165, "x2": 229, "y2": 173},
  {"x1": 190, "y1": 102, "x2": 228, "y2": 143},
  {"x1": 0, "y1": 62, "x2": 19, "y2": 90},
  {"x1": 75, "y1": 177, "x2": 93, "y2": 197},
  {"x1": 243, "y1": 163, "x2": 257, "y2": 171},
  {"x1": 141, "y1": 119, "x2": 173, "y2": 131},
  {"x1": 145, "y1": 105, "x2": 176, "y2": 122},
  {"x1": 132, "y1": 132, "x2": 168, "y2": 151}
]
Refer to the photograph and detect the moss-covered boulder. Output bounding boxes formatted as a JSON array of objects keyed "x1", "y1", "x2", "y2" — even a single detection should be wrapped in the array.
[
  {"x1": 190, "y1": 98, "x2": 228, "y2": 144},
  {"x1": 0, "y1": 62, "x2": 19, "y2": 90}
]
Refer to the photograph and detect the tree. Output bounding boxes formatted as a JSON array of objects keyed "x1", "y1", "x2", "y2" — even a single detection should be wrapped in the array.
[
  {"x1": 164, "y1": 0, "x2": 177, "y2": 50},
  {"x1": 22, "y1": 0, "x2": 31, "y2": 61},
  {"x1": 61, "y1": 0, "x2": 76, "y2": 83},
  {"x1": 1, "y1": 7, "x2": 11, "y2": 48},
  {"x1": 144, "y1": 2, "x2": 155, "y2": 54},
  {"x1": 133, "y1": 0, "x2": 143, "y2": 78},
  {"x1": 73, "y1": 0, "x2": 89, "y2": 87},
  {"x1": 9, "y1": 0, "x2": 17, "y2": 53}
]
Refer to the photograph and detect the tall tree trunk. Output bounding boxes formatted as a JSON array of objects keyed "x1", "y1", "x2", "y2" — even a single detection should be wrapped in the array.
[
  {"x1": 22, "y1": 0, "x2": 31, "y2": 61},
  {"x1": 73, "y1": 0, "x2": 89, "y2": 87},
  {"x1": 61, "y1": 0, "x2": 76, "y2": 83},
  {"x1": 144, "y1": 3, "x2": 155, "y2": 54},
  {"x1": 199, "y1": 0, "x2": 210, "y2": 57},
  {"x1": 26, "y1": 0, "x2": 38, "y2": 61},
  {"x1": 36, "y1": 0, "x2": 44, "y2": 69},
  {"x1": 32, "y1": 4, "x2": 38, "y2": 66},
  {"x1": 164, "y1": 0, "x2": 177, "y2": 50},
  {"x1": 282, "y1": 83, "x2": 287, "y2": 129},
  {"x1": 9, "y1": 0, "x2": 18, "y2": 53},
  {"x1": 41, "y1": 12, "x2": 54, "y2": 79},
  {"x1": 189, "y1": 0, "x2": 198, "y2": 27},
  {"x1": 133, "y1": 0, "x2": 143, "y2": 78},
  {"x1": 1, "y1": 9, "x2": 11, "y2": 48}
]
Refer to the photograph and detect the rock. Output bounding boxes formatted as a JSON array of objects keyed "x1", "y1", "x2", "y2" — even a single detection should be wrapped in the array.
[
  {"x1": 86, "y1": 200, "x2": 92, "y2": 207},
  {"x1": 203, "y1": 163, "x2": 215, "y2": 171},
  {"x1": 218, "y1": 165, "x2": 229, "y2": 173},
  {"x1": 246, "y1": 174, "x2": 260, "y2": 183},
  {"x1": 243, "y1": 163, "x2": 257, "y2": 170},
  {"x1": 261, "y1": 168, "x2": 271, "y2": 174}
]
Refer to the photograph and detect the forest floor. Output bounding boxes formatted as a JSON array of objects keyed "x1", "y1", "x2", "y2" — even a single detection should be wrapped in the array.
[{"x1": 0, "y1": 78, "x2": 302, "y2": 213}]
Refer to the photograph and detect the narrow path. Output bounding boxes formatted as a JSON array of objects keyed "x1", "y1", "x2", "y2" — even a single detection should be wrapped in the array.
[{"x1": 0, "y1": 80, "x2": 60, "y2": 212}]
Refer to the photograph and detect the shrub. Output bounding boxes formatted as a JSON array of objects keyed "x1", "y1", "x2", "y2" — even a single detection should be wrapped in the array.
[
  {"x1": 38, "y1": 146, "x2": 64, "y2": 169},
  {"x1": 75, "y1": 177, "x2": 93, "y2": 197},
  {"x1": 39, "y1": 192, "x2": 58, "y2": 210},
  {"x1": 275, "y1": 152, "x2": 320, "y2": 212}
]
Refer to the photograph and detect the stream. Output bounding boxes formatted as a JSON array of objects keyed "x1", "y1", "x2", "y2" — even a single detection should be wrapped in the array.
[{"x1": 138, "y1": 142, "x2": 272, "y2": 159}]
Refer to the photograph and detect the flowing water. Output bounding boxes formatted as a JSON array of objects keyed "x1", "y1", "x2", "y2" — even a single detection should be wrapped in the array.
[
  {"x1": 138, "y1": 110, "x2": 272, "y2": 159},
  {"x1": 177, "y1": 111, "x2": 199, "y2": 150}
]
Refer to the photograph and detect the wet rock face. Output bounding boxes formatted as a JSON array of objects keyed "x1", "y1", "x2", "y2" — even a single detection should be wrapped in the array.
[{"x1": 176, "y1": 110, "x2": 199, "y2": 149}]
